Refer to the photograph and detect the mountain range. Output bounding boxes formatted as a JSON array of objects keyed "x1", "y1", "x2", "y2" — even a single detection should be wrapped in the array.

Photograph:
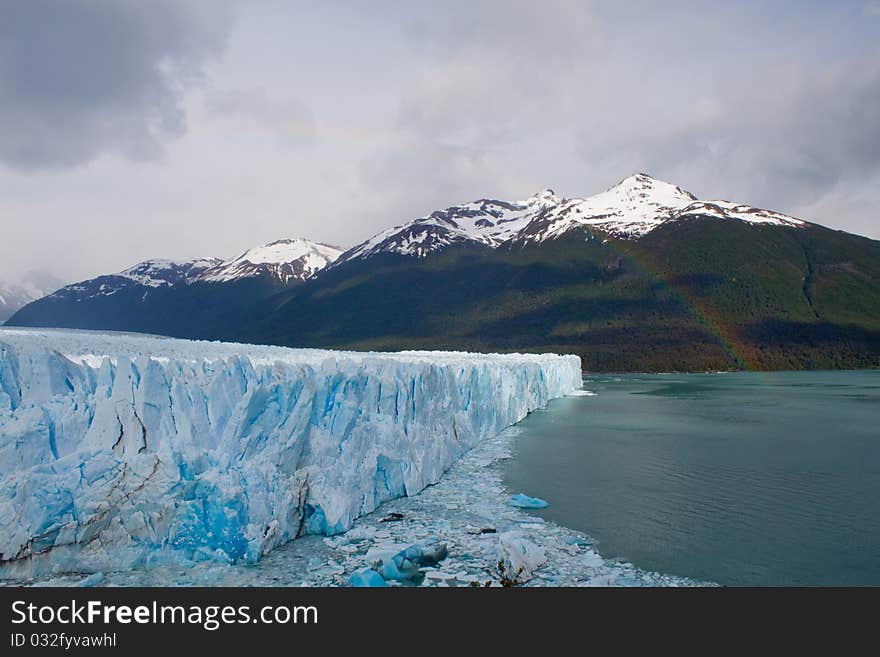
[
  {"x1": 8, "y1": 174, "x2": 880, "y2": 371},
  {"x1": 6, "y1": 239, "x2": 342, "y2": 339}
]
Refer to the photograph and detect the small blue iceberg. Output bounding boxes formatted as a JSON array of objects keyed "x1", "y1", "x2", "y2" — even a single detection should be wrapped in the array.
[
  {"x1": 349, "y1": 539, "x2": 449, "y2": 587},
  {"x1": 508, "y1": 493, "x2": 549, "y2": 509},
  {"x1": 376, "y1": 539, "x2": 449, "y2": 582},
  {"x1": 348, "y1": 567, "x2": 388, "y2": 587}
]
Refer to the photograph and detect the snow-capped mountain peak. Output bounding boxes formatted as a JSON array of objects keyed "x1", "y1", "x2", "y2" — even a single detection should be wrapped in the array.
[
  {"x1": 119, "y1": 258, "x2": 222, "y2": 288},
  {"x1": 521, "y1": 188, "x2": 562, "y2": 208},
  {"x1": 199, "y1": 238, "x2": 343, "y2": 284},
  {"x1": 338, "y1": 190, "x2": 565, "y2": 263},
  {"x1": 521, "y1": 173, "x2": 699, "y2": 240},
  {"x1": 339, "y1": 173, "x2": 808, "y2": 263}
]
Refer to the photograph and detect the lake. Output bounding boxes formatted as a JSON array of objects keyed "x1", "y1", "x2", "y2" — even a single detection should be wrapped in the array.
[{"x1": 503, "y1": 370, "x2": 880, "y2": 586}]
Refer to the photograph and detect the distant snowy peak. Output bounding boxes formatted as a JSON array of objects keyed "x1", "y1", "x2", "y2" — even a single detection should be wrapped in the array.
[
  {"x1": 120, "y1": 258, "x2": 222, "y2": 288},
  {"x1": 53, "y1": 257, "x2": 221, "y2": 301},
  {"x1": 0, "y1": 284, "x2": 38, "y2": 322},
  {"x1": 28, "y1": 240, "x2": 343, "y2": 310},
  {"x1": 199, "y1": 239, "x2": 343, "y2": 284},
  {"x1": 520, "y1": 187, "x2": 562, "y2": 208},
  {"x1": 0, "y1": 285, "x2": 36, "y2": 311},
  {"x1": 340, "y1": 173, "x2": 807, "y2": 262},
  {"x1": 340, "y1": 189, "x2": 565, "y2": 263},
  {"x1": 0, "y1": 272, "x2": 65, "y2": 321}
]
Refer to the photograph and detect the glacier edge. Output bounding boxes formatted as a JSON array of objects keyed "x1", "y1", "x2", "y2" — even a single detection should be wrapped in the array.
[{"x1": 0, "y1": 329, "x2": 580, "y2": 576}]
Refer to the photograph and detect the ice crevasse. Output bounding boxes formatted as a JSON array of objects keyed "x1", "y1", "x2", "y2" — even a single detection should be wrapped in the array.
[{"x1": 0, "y1": 329, "x2": 581, "y2": 575}]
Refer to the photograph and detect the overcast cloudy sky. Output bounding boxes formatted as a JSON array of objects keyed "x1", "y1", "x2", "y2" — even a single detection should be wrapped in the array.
[{"x1": 1, "y1": 0, "x2": 878, "y2": 285}]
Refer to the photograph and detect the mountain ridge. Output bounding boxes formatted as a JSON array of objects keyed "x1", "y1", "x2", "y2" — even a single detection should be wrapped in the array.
[
  {"x1": 200, "y1": 238, "x2": 342, "y2": 284},
  {"x1": 8, "y1": 174, "x2": 878, "y2": 372},
  {"x1": 334, "y1": 173, "x2": 806, "y2": 266}
]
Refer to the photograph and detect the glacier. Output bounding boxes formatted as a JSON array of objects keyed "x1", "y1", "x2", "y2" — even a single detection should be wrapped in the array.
[{"x1": 0, "y1": 328, "x2": 580, "y2": 576}]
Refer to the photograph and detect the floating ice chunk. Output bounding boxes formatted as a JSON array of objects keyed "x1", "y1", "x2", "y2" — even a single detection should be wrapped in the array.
[
  {"x1": 372, "y1": 539, "x2": 449, "y2": 582},
  {"x1": 374, "y1": 552, "x2": 419, "y2": 582},
  {"x1": 508, "y1": 493, "x2": 549, "y2": 509},
  {"x1": 404, "y1": 539, "x2": 448, "y2": 566},
  {"x1": 348, "y1": 568, "x2": 388, "y2": 588},
  {"x1": 498, "y1": 532, "x2": 546, "y2": 582}
]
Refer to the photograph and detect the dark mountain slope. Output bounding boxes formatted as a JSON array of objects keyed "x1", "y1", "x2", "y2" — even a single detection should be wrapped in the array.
[
  {"x1": 8, "y1": 275, "x2": 293, "y2": 341},
  {"x1": 8, "y1": 239, "x2": 342, "y2": 340}
]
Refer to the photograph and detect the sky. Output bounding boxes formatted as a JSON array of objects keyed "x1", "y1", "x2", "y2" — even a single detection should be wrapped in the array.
[{"x1": 1, "y1": 0, "x2": 879, "y2": 285}]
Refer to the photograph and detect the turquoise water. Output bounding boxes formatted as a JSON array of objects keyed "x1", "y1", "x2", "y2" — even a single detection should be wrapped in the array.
[{"x1": 503, "y1": 371, "x2": 880, "y2": 586}]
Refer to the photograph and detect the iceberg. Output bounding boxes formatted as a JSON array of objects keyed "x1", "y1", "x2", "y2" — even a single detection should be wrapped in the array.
[
  {"x1": 348, "y1": 567, "x2": 388, "y2": 588},
  {"x1": 368, "y1": 539, "x2": 449, "y2": 582},
  {"x1": 498, "y1": 532, "x2": 546, "y2": 582},
  {"x1": 508, "y1": 493, "x2": 549, "y2": 509},
  {"x1": 0, "y1": 328, "x2": 580, "y2": 575}
]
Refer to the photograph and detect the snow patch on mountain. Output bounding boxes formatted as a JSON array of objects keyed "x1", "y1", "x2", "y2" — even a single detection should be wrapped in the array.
[
  {"x1": 200, "y1": 239, "x2": 342, "y2": 284},
  {"x1": 673, "y1": 200, "x2": 805, "y2": 227},
  {"x1": 119, "y1": 258, "x2": 222, "y2": 288},
  {"x1": 50, "y1": 258, "x2": 221, "y2": 302},
  {"x1": 0, "y1": 328, "x2": 580, "y2": 574},
  {"x1": 341, "y1": 189, "x2": 565, "y2": 262}
]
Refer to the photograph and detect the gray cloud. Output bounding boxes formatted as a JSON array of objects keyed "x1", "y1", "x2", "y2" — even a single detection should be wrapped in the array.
[
  {"x1": 575, "y1": 58, "x2": 880, "y2": 214},
  {"x1": 0, "y1": 1, "x2": 228, "y2": 169},
  {"x1": 368, "y1": 1, "x2": 880, "y2": 230},
  {"x1": 205, "y1": 87, "x2": 316, "y2": 147},
  {"x1": 1, "y1": 1, "x2": 878, "y2": 286},
  {"x1": 396, "y1": 0, "x2": 603, "y2": 144}
]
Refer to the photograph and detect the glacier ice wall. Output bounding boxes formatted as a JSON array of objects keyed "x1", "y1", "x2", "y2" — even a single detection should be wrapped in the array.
[{"x1": 0, "y1": 329, "x2": 580, "y2": 574}]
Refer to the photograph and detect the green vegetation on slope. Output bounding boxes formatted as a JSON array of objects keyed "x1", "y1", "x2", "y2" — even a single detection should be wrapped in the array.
[{"x1": 240, "y1": 218, "x2": 880, "y2": 372}]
